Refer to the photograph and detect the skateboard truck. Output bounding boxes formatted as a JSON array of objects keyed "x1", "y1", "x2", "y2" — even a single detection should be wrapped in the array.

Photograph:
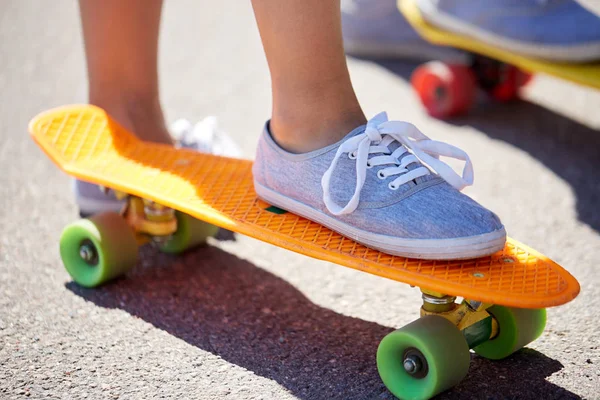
[
  {"x1": 94, "y1": 187, "x2": 178, "y2": 244},
  {"x1": 120, "y1": 193, "x2": 178, "y2": 245},
  {"x1": 420, "y1": 289, "x2": 499, "y2": 349},
  {"x1": 102, "y1": 189, "x2": 178, "y2": 244}
]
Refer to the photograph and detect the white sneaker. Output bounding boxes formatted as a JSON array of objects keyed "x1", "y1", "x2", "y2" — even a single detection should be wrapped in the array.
[{"x1": 170, "y1": 116, "x2": 241, "y2": 157}]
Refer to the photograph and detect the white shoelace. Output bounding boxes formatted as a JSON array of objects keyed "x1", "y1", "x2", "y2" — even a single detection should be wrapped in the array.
[{"x1": 321, "y1": 112, "x2": 474, "y2": 216}]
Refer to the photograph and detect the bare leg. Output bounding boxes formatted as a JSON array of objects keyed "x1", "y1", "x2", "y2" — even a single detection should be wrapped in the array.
[
  {"x1": 252, "y1": 0, "x2": 367, "y2": 153},
  {"x1": 79, "y1": 0, "x2": 171, "y2": 144},
  {"x1": 80, "y1": 0, "x2": 365, "y2": 152}
]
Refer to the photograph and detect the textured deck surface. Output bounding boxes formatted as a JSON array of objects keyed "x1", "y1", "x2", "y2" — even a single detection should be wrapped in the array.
[
  {"x1": 400, "y1": 0, "x2": 600, "y2": 90},
  {"x1": 29, "y1": 105, "x2": 580, "y2": 308}
]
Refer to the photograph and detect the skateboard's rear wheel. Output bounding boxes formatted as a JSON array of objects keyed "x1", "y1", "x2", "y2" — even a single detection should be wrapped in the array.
[
  {"x1": 488, "y1": 66, "x2": 533, "y2": 102},
  {"x1": 473, "y1": 306, "x2": 546, "y2": 360},
  {"x1": 411, "y1": 61, "x2": 476, "y2": 118},
  {"x1": 59, "y1": 212, "x2": 138, "y2": 287},
  {"x1": 377, "y1": 315, "x2": 470, "y2": 400},
  {"x1": 159, "y1": 211, "x2": 218, "y2": 254}
]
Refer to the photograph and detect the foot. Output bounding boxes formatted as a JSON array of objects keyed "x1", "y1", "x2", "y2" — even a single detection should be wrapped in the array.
[
  {"x1": 170, "y1": 116, "x2": 241, "y2": 158},
  {"x1": 341, "y1": 0, "x2": 461, "y2": 60},
  {"x1": 74, "y1": 116, "x2": 241, "y2": 217},
  {"x1": 417, "y1": 0, "x2": 600, "y2": 62},
  {"x1": 253, "y1": 113, "x2": 506, "y2": 259}
]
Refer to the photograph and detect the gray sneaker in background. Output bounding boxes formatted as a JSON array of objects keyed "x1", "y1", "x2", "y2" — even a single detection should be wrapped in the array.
[
  {"x1": 417, "y1": 0, "x2": 600, "y2": 62},
  {"x1": 253, "y1": 113, "x2": 506, "y2": 260},
  {"x1": 73, "y1": 180, "x2": 123, "y2": 218},
  {"x1": 341, "y1": 0, "x2": 461, "y2": 60}
]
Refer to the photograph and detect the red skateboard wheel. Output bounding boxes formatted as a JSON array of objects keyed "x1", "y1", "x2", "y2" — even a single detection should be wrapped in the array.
[{"x1": 411, "y1": 61, "x2": 476, "y2": 118}]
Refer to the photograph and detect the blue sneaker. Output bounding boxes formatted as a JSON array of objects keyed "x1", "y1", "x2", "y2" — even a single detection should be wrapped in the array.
[
  {"x1": 341, "y1": 0, "x2": 461, "y2": 60},
  {"x1": 253, "y1": 113, "x2": 506, "y2": 260},
  {"x1": 74, "y1": 116, "x2": 241, "y2": 217},
  {"x1": 417, "y1": 0, "x2": 600, "y2": 62}
]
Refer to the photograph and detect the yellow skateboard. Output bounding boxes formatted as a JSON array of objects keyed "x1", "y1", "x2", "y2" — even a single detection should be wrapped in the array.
[
  {"x1": 399, "y1": 0, "x2": 600, "y2": 118},
  {"x1": 30, "y1": 105, "x2": 580, "y2": 400}
]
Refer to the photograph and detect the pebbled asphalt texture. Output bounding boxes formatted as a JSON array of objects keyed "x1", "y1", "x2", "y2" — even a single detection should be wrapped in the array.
[{"x1": 1, "y1": 1, "x2": 599, "y2": 399}]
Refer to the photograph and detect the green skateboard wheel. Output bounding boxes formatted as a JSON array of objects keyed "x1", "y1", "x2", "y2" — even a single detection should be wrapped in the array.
[
  {"x1": 59, "y1": 212, "x2": 138, "y2": 287},
  {"x1": 474, "y1": 306, "x2": 547, "y2": 360},
  {"x1": 159, "y1": 211, "x2": 218, "y2": 254},
  {"x1": 377, "y1": 315, "x2": 471, "y2": 400}
]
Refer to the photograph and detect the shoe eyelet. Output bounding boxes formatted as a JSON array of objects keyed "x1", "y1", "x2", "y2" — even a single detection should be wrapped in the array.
[
  {"x1": 377, "y1": 170, "x2": 386, "y2": 179},
  {"x1": 348, "y1": 152, "x2": 357, "y2": 160},
  {"x1": 388, "y1": 182, "x2": 398, "y2": 190},
  {"x1": 366, "y1": 161, "x2": 373, "y2": 168}
]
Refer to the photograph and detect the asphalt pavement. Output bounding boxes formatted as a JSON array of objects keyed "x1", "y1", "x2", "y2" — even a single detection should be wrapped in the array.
[{"x1": 1, "y1": 1, "x2": 599, "y2": 399}]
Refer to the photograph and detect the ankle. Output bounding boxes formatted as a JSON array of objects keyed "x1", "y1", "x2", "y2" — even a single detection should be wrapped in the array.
[
  {"x1": 90, "y1": 95, "x2": 172, "y2": 145},
  {"x1": 270, "y1": 87, "x2": 366, "y2": 153},
  {"x1": 270, "y1": 109, "x2": 366, "y2": 153}
]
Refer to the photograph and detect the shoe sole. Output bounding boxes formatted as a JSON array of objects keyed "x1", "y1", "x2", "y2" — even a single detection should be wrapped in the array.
[{"x1": 255, "y1": 181, "x2": 506, "y2": 260}]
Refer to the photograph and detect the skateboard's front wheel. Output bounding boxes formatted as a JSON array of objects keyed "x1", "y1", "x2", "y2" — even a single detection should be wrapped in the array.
[
  {"x1": 377, "y1": 315, "x2": 470, "y2": 400},
  {"x1": 411, "y1": 61, "x2": 476, "y2": 118},
  {"x1": 59, "y1": 212, "x2": 139, "y2": 287},
  {"x1": 474, "y1": 306, "x2": 546, "y2": 360},
  {"x1": 159, "y1": 211, "x2": 218, "y2": 254}
]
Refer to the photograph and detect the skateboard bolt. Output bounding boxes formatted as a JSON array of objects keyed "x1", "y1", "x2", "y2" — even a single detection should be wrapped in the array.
[
  {"x1": 434, "y1": 85, "x2": 447, "y2": 101},
  {"x1": 403, "y1": 355, "x2": 422, "y2": 375},
  {"x1": 79, "y1": 243, "x2": 96, "y2": 263}
]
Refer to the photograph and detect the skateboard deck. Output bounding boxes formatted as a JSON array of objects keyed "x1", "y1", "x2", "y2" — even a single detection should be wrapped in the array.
[
  {"x1": 399, "y1": 0, "x2": 600, "y2": 90},
  {"x1": 29, "y1": 105, "x2": 580, "y2": 308}
]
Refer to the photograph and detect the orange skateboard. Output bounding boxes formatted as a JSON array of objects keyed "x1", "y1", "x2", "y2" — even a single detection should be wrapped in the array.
[
  {"x1": 30, "y1": 105, "x2": 580, "y2": 400},
  {"x1": 399, "y1": 0, "x2": 600, "y2": 118}
]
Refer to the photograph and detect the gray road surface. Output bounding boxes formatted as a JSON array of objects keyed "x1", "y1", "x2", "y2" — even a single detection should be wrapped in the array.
[{"x1": 1, "y1": 1, "x2": 599, "y2": 399}]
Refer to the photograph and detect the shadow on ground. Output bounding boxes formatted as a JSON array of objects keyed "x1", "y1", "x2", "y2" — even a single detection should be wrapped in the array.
[
  {"x1": 372, "y1": 58, "x2": 600, "y2": 234},
  {"x1": 67, "y1": 244, "x2": 578, "y2": 399},
  {"x1": 448, "y1": 102, "x2": 600, "y2": 234}
]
